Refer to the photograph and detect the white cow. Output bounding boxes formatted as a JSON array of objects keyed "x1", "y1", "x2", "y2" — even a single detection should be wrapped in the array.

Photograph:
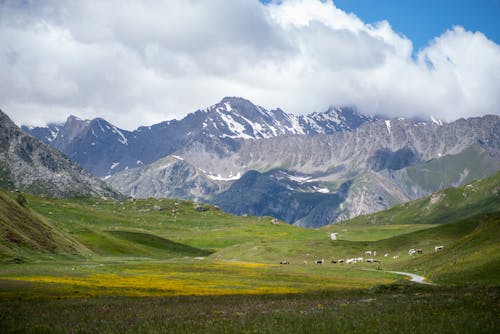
[
  {"x1": 315, "y1": 259, "x2": 324, "y2": 264},
  {"x1": 408, "y1": 249, "x2": 417, "y2": 256},
  {"x1": 365, "y1": 251, "x2": 372, "y2": 256},
  {"x1": 392, "y1": 255, "x2": 399, "y2": 259},
  {"x1": 434, "y1": 245, "x2": 444, "y2": 252},
  {"x1": 330, "y1": 233, "x2": 338, "y2": 240}
]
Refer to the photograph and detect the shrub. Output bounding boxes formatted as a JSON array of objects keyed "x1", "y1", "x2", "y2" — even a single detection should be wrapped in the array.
[{"x1": 16, "y1": 194, "x2": 27, "y2": 207}]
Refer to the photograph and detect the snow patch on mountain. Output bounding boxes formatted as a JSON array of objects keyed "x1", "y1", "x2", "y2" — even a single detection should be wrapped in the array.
[
  {"x1": 385, "y1": 120, "x2": 391, "y2": 134},
  {"x1": 207, "y1": 172, "x2": 241, "y2": 181},
  {"x1": 431, "y1": 116, "x2": 444, "y2": 126},
  {"x1": 111, "y1": 126, "x2": 128, "y2": 145}
]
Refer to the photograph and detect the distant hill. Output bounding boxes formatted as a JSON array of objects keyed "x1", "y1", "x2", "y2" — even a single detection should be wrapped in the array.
[
  {"x1": 340, "y1": 171, "x2": 500, "y2": 226},
  {"x1": 0, "y1": 110, "x2": 121, "y2": 198}
]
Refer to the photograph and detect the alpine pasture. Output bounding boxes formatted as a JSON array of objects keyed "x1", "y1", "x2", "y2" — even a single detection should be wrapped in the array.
[{"x1": 1, "y1": 173, "x2": 499, "y2": 333}]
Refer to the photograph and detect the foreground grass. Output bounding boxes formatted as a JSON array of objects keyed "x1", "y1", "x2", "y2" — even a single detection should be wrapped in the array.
[{"x1": 1, "y1": 284, "x2": 498, "y2": 333}]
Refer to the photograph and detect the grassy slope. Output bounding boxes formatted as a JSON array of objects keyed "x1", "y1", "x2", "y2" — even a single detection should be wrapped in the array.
[
  {"x1": 402, "y1": 144, "x2": 500, "y2": 193},
  {"x1": 0, "y1": 191, "x2": 91, "y2": 261},
  {"x1": 337, "y1": 170, "x2": 500, "y2": 226},
  {"x1": 396, "y1": 212, "x2": 500, "y2": 285},
  {"x1": 19, "y1": 194, "x2": 326, "y2": 253}
]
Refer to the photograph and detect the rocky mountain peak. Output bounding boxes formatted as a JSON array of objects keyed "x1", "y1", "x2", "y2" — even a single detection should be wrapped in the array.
[
  {"x1": 0, "y1": 110, "x2": 121, "y2": 198},
  {"x1": 58, "y1": 115, "x2": 91, "y2": 143}
]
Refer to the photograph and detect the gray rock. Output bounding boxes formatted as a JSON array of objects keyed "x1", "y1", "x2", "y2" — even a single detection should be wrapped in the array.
[{"x1": 0, "y1": 110, "x2": 121, "y2": 198}]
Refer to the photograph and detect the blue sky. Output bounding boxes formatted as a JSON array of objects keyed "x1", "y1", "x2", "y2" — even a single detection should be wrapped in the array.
[
  {"x1": 333, "y1": 0, "x2": 500, "y2": 52},
  {"x1": 263, "y1": 0, "x2": 500, "y2": 52}
]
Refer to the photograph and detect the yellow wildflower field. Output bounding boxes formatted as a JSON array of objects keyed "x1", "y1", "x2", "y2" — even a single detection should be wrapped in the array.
[{"x1": 0, "y1": 260, "x2": 393, "y2": 299}]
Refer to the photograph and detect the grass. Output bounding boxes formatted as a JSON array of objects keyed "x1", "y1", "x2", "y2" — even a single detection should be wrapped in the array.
[
  {"x1": 399, "y1": 212, "x2": 500, "y2": 285},
  {"x1": 0, "y1": 285, "x2": 498, "y2": 333},
  {"x1": 0, "y1": 174, "x2": 499, "y2": 332},
  {"x1": 342, "y1": 170, "x2": 500, "y2": 226}
]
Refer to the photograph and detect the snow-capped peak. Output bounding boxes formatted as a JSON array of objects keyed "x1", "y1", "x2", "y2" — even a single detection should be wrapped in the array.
[{"x1": 198, "y1": 98, "x2": 373, "y2": 140}]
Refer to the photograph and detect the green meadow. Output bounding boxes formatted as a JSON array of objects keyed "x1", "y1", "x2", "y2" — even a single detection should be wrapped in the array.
[{"x1": 1, "y1": 172, "x2": 499, "y2": 332}]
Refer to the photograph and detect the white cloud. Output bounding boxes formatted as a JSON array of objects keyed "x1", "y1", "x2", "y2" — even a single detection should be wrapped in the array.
[{"x1": 1, "y1": 0, "x2": 499, "y2": 129}]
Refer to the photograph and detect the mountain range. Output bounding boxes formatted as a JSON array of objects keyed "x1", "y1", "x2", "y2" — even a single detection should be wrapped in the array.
[
  {"x1": 19, "y1": 97, "x2": 500, "y2": 227},
  {"x1": 23, "y1": 97, "x2": 372, "y2": 177}
]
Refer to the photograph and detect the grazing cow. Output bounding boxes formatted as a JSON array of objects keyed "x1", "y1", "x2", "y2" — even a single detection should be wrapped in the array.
[
  {"x1": 373, "y1": 251, "x2": 377, "y2": 256},
  {"x1": 356, "y1": 257, "x2": 363, "y2": 262},
  {"x1": 365, "y1": 251, "x2": 372, "y2": 256},
  {"x1": 331, "y1": 260, "x2": 337, "y2": 264},
  {"x1": 384, "y1": 253, "x2": 389, "y2": 257},
  {"x1": 416, "y1": 249, "x2": 423, "y2": 254},
  {"x1": 304, "y1": 260, "x2": 308, "y2": 265},
  {"x1": 315, "y1": 259, "x2": 324, "y2": 264},
  {"x1": 373, "y1": 259, "x2": 380, "y2": 263},
  {"x1": 330, "y1": 233, "x2": 338, "y2": 240},
  {"x1": 338, "y1": 259, "x2": 345, "y2": 263},
  {"x1": 434, "y1": 245, "x2": 444, "y2": 252},
  {"x1": 392, "y1": 255, "x2": 399, "y2": 259},
  {"x1": 366, "y1": 258, "x2": 374, "y2": 263},
  {"x1": 280, "y1": 260, "x2": 289, "y2": 264},
  {"x1": 408, "y1": 249, "x2": 416, "y2": 256}
]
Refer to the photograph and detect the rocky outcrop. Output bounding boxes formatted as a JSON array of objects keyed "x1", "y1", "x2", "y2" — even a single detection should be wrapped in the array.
[
  {"x1": 0, "y1": 110, "x2": 121, "y2": 198},
  {"x1": 107, "y1": 156, "x2": 222, "y2": 200}
]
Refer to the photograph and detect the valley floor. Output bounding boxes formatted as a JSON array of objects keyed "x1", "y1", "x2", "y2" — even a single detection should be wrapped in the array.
[{"x1": 1, "y1": 192, "x2": 499, "y2": 332}]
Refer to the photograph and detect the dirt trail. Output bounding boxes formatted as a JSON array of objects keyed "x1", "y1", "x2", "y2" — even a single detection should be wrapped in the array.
[{"x1": 386, "y1": 271, "x2": 435, "y2": 285}]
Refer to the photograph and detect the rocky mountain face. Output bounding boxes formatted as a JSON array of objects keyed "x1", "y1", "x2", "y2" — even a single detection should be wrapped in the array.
[
  {"x1": 23, "y1": 97, "x2": 373, "y2": 177},
  {"x1": 109, "y1": 114, "x2": 500, "y2": 227},
  {"x1": 107, "y1": 155, "x2": 223, "y2": 201},
  {"x1": 0, "y1": 110, "x2": 120, "y2": 198},
  {"x1": 19, "y1": 97, "x2": 500, "y2": 227}
]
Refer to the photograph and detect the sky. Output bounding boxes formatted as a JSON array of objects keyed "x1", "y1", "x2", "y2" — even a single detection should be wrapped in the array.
[{"x1": 1, "y1": 0, "x2": 499, "y2": 130}]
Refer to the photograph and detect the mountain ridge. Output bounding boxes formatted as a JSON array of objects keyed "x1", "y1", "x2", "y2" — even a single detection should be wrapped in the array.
[{"x1": 22, "y1": 97, "x2": 374, "y2": 177}]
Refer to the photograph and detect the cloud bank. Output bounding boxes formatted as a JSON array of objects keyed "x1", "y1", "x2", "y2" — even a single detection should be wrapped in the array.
[{"x1": 1, "y1": 0, "x2": 499, "y2": 129}]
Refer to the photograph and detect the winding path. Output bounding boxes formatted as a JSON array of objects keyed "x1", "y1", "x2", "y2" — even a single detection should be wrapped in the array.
[
  {"x1": 362, "y1": 268, "x2": 436, "y2": 285},
  {"x1": 386, "y1": 270, "x2": 435, "y2": 285}
]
